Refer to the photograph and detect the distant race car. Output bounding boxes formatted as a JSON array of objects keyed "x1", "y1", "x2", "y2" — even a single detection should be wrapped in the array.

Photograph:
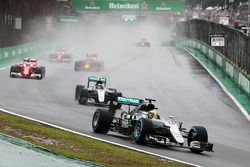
[
  {"x1": 75, "y1": 76, "x2": 122, "y2": 108},
  {"x1": 10, "y1": 58, "x2": 45, "y2": 79},
  {"x1": 49, "y1": 49, "x2": 72, "y2": 63},
  {"x1": 92, "y1": 97, "x2": 214, "y2": 153},
  {"x1": 74, "y1": 54, "x2": 104, "y2": 72},
  {"x1": 137, "y1": 38, "x2": 150, "y2": 47}
]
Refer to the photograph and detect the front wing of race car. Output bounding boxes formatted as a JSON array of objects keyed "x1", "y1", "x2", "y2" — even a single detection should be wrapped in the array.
[
  {"x1": 145, "y1": 133, "x2": 213, "y2": 152},
  {"x1": 137, "y1": 42, "x2": 150, "y2": 47},
  {"x1": 10, "y1": 72, "x2": 42, "y2": 79},
  {"x1": 49, "y1": 54, "x2": 71, "y2": 63}
]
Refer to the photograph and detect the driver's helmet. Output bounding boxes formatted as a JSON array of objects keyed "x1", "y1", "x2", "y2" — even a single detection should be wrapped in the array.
[
  {"x1": 96, "y1": 80, "x2": 102, "y2": 85},
  {"x1": 23, "y1": 58, "x2": 30, "y2": 63},
  {"x1": 95, "y1": 80, "x2": 103, "y2": 89},
  {"x1": 147, "y1": 104, "x2": 158, "y2": 119},
  {"x1": 147, "y1": 103, "x2": 155, "y2": 111}
]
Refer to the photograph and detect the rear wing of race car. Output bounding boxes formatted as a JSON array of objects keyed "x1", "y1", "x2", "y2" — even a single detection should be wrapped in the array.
[
  {"x1": 87, "y1": 76, "x2": 107, "y2": 87},
  {"x1": 109, "y1": 96, "x2": 143, "y2": 114},
  {"x1": 86, "y1": 54, "x2": 97, "y2": 60},
  {"x1": 117, "y1": 96, "x2": 143, "y2": 106}
]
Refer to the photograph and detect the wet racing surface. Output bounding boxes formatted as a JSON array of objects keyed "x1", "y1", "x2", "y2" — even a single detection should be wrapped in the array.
[{"x1": 0, "y1": 20, "x2": 250, "y2": 167}]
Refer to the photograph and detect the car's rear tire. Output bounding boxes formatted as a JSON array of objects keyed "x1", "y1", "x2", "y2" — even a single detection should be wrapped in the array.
[
  {"x1": 114, "y1": 92, "x2": 123, "y2": 109},
  {"x1": 74, "y1": 62, "x2": 79, "y2": 71},
  {"x1": 36, "y1": 67, "x2": 44, "y2": 80},
  {"x1": 10, "y1": 66, "x2": 19, "y2": 78},
  {"x1": 40, "y1": 66, "x2": 45, "y2": 77},
  {"x1": 92, "y1": 109, "x2": 113, "y2": 134},
  {"x1": 65, "y1": 55, "x2": 72, "y2": 63},
  {"x1": 75, "y1": 85, "x2": 84, "y2": 100},
  {"x1": 188, "y1": 126, "x2": 208, "y2": 153},
  {"x1": 132, "y1": 118, "x2": 153, "y2": 144},
  {"x1": 79, "y1": 89, "x2": 88, "y2": 105}
]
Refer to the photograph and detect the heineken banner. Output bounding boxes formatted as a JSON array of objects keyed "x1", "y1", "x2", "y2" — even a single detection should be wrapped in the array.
[{"x1": 72, "y1": 0, "x2": 185, "y2": 12}]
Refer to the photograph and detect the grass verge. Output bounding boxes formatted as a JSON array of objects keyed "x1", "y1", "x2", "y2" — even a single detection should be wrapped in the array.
[{"x1": 0, "y1": 111, "x2": 190, "y2": 167}]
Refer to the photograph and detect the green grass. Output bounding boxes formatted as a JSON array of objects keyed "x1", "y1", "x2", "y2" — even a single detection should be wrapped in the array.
[{"x1": 0, "y1": 111, "x2": 190, "y2": 167}]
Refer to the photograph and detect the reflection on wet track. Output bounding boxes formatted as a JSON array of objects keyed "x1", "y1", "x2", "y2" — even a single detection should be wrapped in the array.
[{"x1": 0, "y1": 21, "x2": 250, "y2": 167}]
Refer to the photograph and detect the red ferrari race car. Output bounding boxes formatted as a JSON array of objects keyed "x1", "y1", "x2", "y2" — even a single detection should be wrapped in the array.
[
  {"x1": 49, "y1": 49, "x2": 72, "y2": 63},
  {"x1": 9, "y1": 58, "x2": 45, "y2": 79},
  {"x1": 74, "y1": 53, "x2": 104, "y2": 72}
]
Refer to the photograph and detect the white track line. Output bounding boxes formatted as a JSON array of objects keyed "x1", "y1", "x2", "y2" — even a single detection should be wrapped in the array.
[
  {"x1": 0, "y1": 58, "x2": 200, "y2": 166},
  {"x1": 0, "y1": 108, "x2": 201, "y2": 167},
  {"x1": 184, "y1": 49, "x2": 250, "y2": 122}
]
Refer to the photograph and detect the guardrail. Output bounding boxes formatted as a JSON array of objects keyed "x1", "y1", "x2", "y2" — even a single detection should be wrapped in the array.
[
  {"x1": 0, "y1": 40, "x2": 57, "y2": 67},
  {"x1": 176, "y1": 20, "x2": 250, "y2": 74},
  {"x1": 176, "y1": 38, "x2": 250, "y2": 99}
]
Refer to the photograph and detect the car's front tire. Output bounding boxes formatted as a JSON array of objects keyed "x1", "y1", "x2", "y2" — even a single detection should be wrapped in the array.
[
  {"x1": 114, "y1": 92, "x2": 123, "y2": 109},
  {"x1": 188, "y1": 126, "x2": 208, "y2": 153},
  {"x1": 132, "y1": 118, "x2": 153, "y2": 144},
  {"x1": 10, "y1": 66, "x2": 18, "y2": 78},
  {"x1": 92, "y1": 109, "x2": 113, "y2": 134},
  {"x1": 75, "y1": 85, "x2": 84, "y2": 100},
  {"x1": 79, "y1": 89, "x2": 88, "y2": 105}
]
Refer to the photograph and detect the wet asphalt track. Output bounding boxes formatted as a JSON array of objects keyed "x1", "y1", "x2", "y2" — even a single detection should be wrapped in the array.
[{"x1": 0, "y1": 22, "x2": 250, "y2": 167}]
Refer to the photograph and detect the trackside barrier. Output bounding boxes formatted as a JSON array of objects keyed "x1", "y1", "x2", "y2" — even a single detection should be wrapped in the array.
[
  {"x1": 0, "y1": 40, "x2": 58, "y2": 67},
  {"x1": 176, "y1": 38, "x2": 250, "y2": 99}
]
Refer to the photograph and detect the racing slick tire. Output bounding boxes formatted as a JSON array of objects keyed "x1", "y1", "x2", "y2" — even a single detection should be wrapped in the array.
[
  {"x1": 36, "y1": 67, "x2": 45, "y2": 80},
  {"x1": 187, "y1": 126, "x2": 208, "y2": 153},
  {"x1": 40, "y1": 66, "x2": 45, "y2": 77},
  {"x1": 9, "y1": 66, "x2": 19, "y2": 78},
  {"x1": 74, "y1": 62, "x2": 80, "y2": 71},
  {"x1": 75, "y1": 85, "x2": 85, "y2": 100},
  {"x1": 79, "y1": 89, "x2": 88, "y2": 105},
  {"x1": 65, "y1": 55, "x2": 72, "y2": 63},
  {"x1": 114, "y1": 92, "x2": 123, "y2": 109},
  {"x1": 92, "y1": 109, "x2": 113, "y2": 134},
  {"x1": 132, "y1": 118, "x2": 153, "y2": 144}
]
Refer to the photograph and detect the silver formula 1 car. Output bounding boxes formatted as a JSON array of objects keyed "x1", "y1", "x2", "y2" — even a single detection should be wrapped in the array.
[
  {"x1": 92, "y1": 97, "x2": 213, "y2": 153},
  {"x1": 75, "y1": 76, "x2": 122, "y2": 108}
]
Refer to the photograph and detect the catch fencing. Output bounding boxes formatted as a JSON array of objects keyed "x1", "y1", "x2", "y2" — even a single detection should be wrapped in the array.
[{"x1": 176, "y1": 19, "x2": 250, "y2": 74}]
